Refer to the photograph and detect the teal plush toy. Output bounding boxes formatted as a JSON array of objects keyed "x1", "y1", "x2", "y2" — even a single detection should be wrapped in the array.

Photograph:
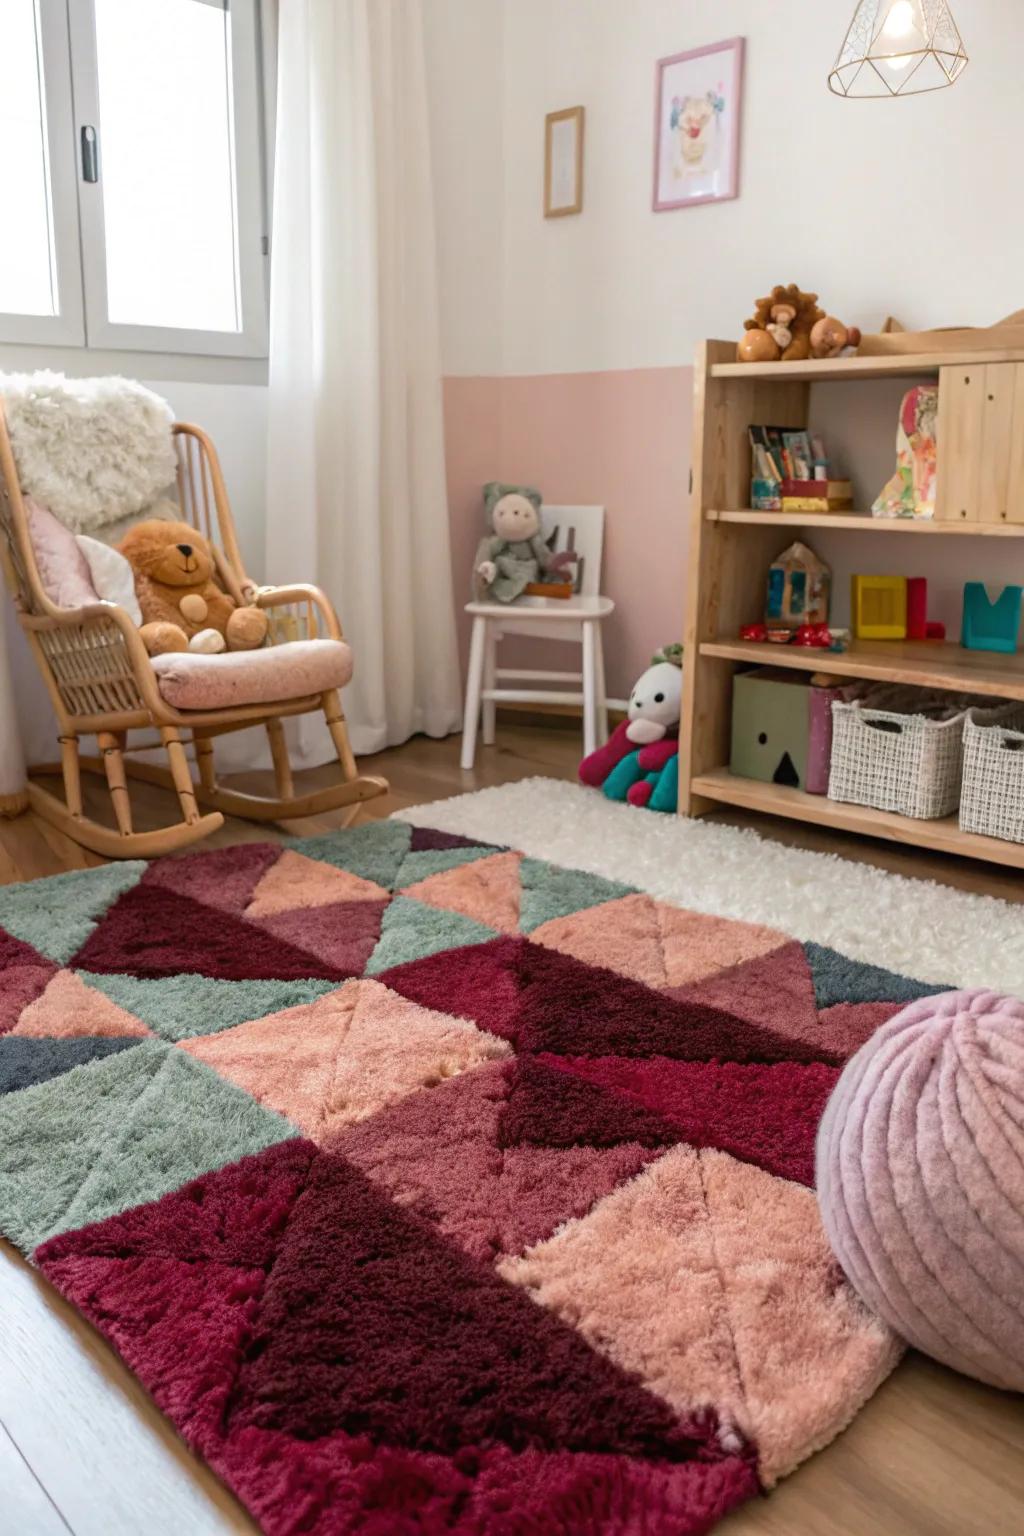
[
  {"x1": 474, "y1": 481, "x2": 577, "y2": 603},
  {"x1": 578, "y1": 645, "x2": 683, "y2": 812}
]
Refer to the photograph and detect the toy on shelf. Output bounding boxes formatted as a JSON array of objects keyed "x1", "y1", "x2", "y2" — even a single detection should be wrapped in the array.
[
  {"x1": 872, "y1": 385, "x2": 938, "y2": 520},
  {"x1": 579, "y1": 645, "x2": 682, "y2": 812},
  {"x1": 473, "y1": 482, "x2": 578, "y2": 603},
  {"x1": 730, "y1": 668, "x2": 810, "y2": 790},
  {"x1": 737, "y1": 284, "x2": 824, "y2": 364},
  {"x1": 736, "y1": 285, "x2": 861, "y2": 365},
  {"x1": 851, "y1": 574, "x2": 907, "y2": 640},
  {"x1": 748, "y1": 426, "x2": 851, "y2": 511},
  {"x1": 809, "y1": 315, "x2": 862, "y2": 358},
  {"x1": 740, "y1": 620, "x2": 849, "y2": 653},
  {"x1": 961, "y1": 583, "x2": 1022, "y2": 654},
  {"x1": 766, "y1": 541, "x2": 831, "y2": 630},
  {"x1": 906, "y1": 576, "x2": 946, "y2": 641}
]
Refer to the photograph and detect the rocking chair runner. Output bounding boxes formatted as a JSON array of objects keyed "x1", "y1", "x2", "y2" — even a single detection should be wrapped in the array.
[{"x1": 0, "y1": 402, "x2": 387, "y2": 858}]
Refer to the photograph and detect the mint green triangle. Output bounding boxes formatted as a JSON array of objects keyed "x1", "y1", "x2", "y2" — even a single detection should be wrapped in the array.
[
  {"x1": 365, "y1": 896, "x2": 497, "y2": 975},
  {"x1": 396, "y1": 846, "x2": 499, "y2": 887},
  {"x1": 288, "y1": 821, "x2": 412, "y2": 890},
  {"x1": 76, "y1": 971, "x2": 337, "y2": 1043},
  {"x1": 0, "y1": 1040, "x2": 296, "y2": 1252},
  {"x1": 518, "y1": 858, "x2": 636, "y2": 933},
  {"x1": 0, "y1": 862, "x2": 147, "y2": 965}
]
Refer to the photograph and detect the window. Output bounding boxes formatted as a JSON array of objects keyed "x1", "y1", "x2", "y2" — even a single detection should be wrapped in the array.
[{"x1": 0, "y1": 0, "x2": 267, "y2": 357}]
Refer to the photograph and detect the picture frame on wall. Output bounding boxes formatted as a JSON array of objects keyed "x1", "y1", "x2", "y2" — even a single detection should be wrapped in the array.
[
  {"x1": 544, "y1": 106, "x2": 585, "y2": 218},
  {"x1": 653, "y1": 37, "x2": 744, "y2": 211}
]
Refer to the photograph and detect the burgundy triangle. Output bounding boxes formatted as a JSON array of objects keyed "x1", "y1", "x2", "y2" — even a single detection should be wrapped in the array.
[
  {"x1": 254, "y1": 900, "x2": 388, "y2": 977},
  {"x1": 408, "y1": 826, "x2": 506, "y2": 854},
  {"x1": 515, "y1": 938, "x2": 826, "y2": 1064},
  {"x1": 541, "y1": 1054, "x2": 839, "y2": 1186},
  {"x1": 376, "y1": 935, "x2": 524, "y2": 1040},
  {"x1": 665, "y1": 942, "x2": 837, "y2": 1063},
  {"x1": 142, "y1": 840, "x2": 282, "y2": 914},
  {"x1": 0, "y1": 928, "x2": 58, "y2": 1035},
  {"x1": 499, "y1": 1057, "x2": 679, "y2": 1151},
  {"x1": 38, "y1": 1248, "x2": 266, "y2": 1454},
  {"x1": 226, "y1": 1150, "x2": 713, "y2": 1460},
  {"x1": 69, "y1": 885, "x2": 351, "y2": 981},
  {"x1": 38, "y1": 1139, "x2": 316, "y2": 1268}
]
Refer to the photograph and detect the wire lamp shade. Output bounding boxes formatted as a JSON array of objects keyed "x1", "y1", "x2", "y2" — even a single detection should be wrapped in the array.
[{"x1": 828, "y1": 0, "x2": 968, "y2": 97}]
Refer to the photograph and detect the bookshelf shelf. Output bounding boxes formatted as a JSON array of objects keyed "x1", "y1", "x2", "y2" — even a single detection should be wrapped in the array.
[
  {"x1": 679, "y1": 339, "x2": 1024, "y2": 868},
  {"x1": 689, "y1": 770, "x2": 1024, "y2": 872},
  {"x1": 706, "y1": 509, "x2": 1024, "y2": 536}
]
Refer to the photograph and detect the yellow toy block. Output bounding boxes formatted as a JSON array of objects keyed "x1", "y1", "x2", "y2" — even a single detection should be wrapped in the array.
[{"x1": 851, "y1": 575, "x2": 907, "y2": 640}]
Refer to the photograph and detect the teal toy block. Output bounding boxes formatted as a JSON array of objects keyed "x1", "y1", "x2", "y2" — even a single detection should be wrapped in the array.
[{"x1": 961, "y1": 583, "x2": 1022, "y2": 654}]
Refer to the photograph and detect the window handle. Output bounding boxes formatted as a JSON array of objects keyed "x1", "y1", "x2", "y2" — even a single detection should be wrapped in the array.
[{"x1": 80, "y1": 125, "x2": 99, "y2": 183}]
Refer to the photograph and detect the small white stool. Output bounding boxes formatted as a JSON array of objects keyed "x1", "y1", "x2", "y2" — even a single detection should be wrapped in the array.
[{"x1": 460, "y1": 505, "x2": 614, "y2": 771}]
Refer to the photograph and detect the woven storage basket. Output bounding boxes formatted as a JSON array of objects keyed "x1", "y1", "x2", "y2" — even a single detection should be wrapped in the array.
[
  {"x1": 959, "y1": 708, "x2": 1024, "y2": 843},
  {"x1": 828, "y1": 689, "x2": 1012, "y2": 820}
]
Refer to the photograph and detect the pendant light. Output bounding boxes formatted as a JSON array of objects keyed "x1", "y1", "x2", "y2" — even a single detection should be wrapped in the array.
[{"x1": 828, "y1": 0, "x2": 967, "y2": 97}]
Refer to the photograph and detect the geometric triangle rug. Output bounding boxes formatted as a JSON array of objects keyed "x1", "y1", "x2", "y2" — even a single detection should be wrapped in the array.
[{"x1": 0, "y1": 818, "x2": 911, "y2": 1534}]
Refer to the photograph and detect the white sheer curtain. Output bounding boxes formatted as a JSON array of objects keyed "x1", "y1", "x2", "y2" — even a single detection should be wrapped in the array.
[{"x1": 264, "y1": 0, "x2": 461, "y2": 762}]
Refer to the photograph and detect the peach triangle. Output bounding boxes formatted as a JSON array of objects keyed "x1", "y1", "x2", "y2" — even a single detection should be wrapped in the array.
[
  {"x1": 182, "y1": 979, "x2": 511, "y2": 1142},
  {"x1": 653, "y1": 903, "x2": 788, "y2": 988},
  {"x1": 245, "y1": 849, "x2": 390, "y2": 918},
  {"x1": 399, "y1": 851, "x2": 523, "y2": 934},
  {"x1": 530, "y1": 893, "x2": 667, "y2": 988},
  {"x1": 13, "y1": 970, "x2": 152, "y2": 1039}
]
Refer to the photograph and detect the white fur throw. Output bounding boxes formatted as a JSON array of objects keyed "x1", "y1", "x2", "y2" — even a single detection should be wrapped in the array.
[{"x1": 0, "y1": 372, "x2": 176, "y2": 532}]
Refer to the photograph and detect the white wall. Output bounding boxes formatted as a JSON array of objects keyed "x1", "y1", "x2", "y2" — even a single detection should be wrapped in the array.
[{"x1": 495, "y1": 0, "x2": 1024, "y2": 376}]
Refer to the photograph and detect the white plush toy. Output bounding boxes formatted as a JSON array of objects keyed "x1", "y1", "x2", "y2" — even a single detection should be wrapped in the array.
[{"x1": 625, "y1": 659, "x2": 684, "y2": 745}]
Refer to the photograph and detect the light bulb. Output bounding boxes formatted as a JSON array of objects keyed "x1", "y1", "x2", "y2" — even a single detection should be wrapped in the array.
[{"x1": 879, "y1": 0, "x2": 919, "y2": 71}]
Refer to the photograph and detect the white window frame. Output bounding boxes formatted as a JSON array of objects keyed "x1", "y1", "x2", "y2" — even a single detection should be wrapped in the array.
[
  {"x1": 0, "y1": 0, "x2": 85, "y2": 346},
  {"x1": 0, "y1": 0, "x2": 268, "y2": 359}
]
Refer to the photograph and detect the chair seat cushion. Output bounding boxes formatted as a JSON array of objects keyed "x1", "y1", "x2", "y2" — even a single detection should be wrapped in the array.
[{"x1": 151, "y1": 639, "x2": 353, "y2": 710}]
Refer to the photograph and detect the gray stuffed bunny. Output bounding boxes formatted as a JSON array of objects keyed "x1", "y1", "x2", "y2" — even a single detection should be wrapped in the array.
[{"x1": 473, "y1": 481, "x2": 577, "y2": 603}]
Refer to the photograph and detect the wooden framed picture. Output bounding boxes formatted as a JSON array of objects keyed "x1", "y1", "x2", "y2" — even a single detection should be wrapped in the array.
[
  {"x1": 653, "y1": 37, "x2": 744, "y2": 211},
  {"x1": 544, "y1": 106, "x2": 585, "y2": 218}
]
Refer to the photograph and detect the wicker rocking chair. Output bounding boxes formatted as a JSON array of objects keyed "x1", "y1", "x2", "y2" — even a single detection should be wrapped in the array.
[{"x1": 0, "y1": 402, "x2": 387, "y2": 858}]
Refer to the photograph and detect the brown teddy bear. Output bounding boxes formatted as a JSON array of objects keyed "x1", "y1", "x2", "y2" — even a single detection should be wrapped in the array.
[
  {"x1": 118, "y1": 519, "x2": 268, "y2": 658},
  {"x1": 738, "y1": 284, "x2": 826, "y2": 363}
]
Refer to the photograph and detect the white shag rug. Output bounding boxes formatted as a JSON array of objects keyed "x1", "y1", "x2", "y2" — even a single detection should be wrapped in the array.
[{"x1": 394, "y1": 778, "x2": 1024, "y2": 997}]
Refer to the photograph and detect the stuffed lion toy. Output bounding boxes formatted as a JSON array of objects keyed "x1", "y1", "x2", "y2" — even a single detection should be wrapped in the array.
[{"x1": 118, "y1": 519, "x2": 268, "y2": 658}]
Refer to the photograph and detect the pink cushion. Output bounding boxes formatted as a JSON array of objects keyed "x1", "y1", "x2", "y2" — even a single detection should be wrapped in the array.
[
  {"x1": 816, "y1": 988, "x2": 1024, "y2": 1391},
  {"x1": 24, "y1": 497, "x2": 98, "y2": 609},
  {"x1": 150, "y1": 639, "x2": 353, "y2": 710}
]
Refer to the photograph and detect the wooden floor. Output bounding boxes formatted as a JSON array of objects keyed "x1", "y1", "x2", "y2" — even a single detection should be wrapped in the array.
[{"x1": 0, "y1": 722, "x2": 1021, "y2": 1536}]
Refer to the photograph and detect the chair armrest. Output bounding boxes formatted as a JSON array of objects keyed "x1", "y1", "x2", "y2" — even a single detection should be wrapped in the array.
[
  {"x1": 19, "y1": 600, "x2": 168, "y2": 716},
  {"x1": 250, "y1": 583, "x2": 342, "y2": 642}
]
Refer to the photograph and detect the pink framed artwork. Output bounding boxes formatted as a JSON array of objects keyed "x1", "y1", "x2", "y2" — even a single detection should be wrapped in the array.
[{"x1": 653, "y1": 37, "x2": 744, "y2": 212}]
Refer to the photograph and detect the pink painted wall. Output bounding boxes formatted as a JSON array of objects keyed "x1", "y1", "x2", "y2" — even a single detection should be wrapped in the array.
[{"x1": 443, "y1": 367, "x2": 693, "y2": 699}]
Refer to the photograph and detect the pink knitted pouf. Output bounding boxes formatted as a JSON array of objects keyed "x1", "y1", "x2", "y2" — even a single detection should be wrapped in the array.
[{"x1": 816, "y1": 988, "x2": 1024, "y2": 1391}]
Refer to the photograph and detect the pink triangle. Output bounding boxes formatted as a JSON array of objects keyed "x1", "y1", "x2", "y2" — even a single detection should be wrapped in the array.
[
  {"x1": 666, "y1": 942, "x2": 831, "y2": 1060},
  {"x1": 182, "y1": 979, "x2": 511, "y2": 1142},
  {"x1": 13, "y1": 970, "x2": 152, "y2": 1039},
  {"x1": 246, "y1": 849, "x2": 389, "y2": 917},
  {"x1": 530, "y1": 894, "x2": 667, "y2": 988},
  {"x1": 335, "y1": 1061, "x2": 657, "y2": 1263},
  {"x1": 815, "y1": 1001, "x2": 905, "y2": 1059},
  {"x1": 254, "y1": 899, "x2": 387, "y2": 975},
  {"x1": 399, "y1": 851, "x2": 523, "y2": 934},
  {"x1": 654, "y1": 903, "x2": 789, "y2": 988}
]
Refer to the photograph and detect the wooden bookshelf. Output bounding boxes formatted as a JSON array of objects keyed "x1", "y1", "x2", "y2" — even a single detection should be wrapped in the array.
[{"x1": 679, "y1": 339, "x2": 1024, "y2": 868}]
